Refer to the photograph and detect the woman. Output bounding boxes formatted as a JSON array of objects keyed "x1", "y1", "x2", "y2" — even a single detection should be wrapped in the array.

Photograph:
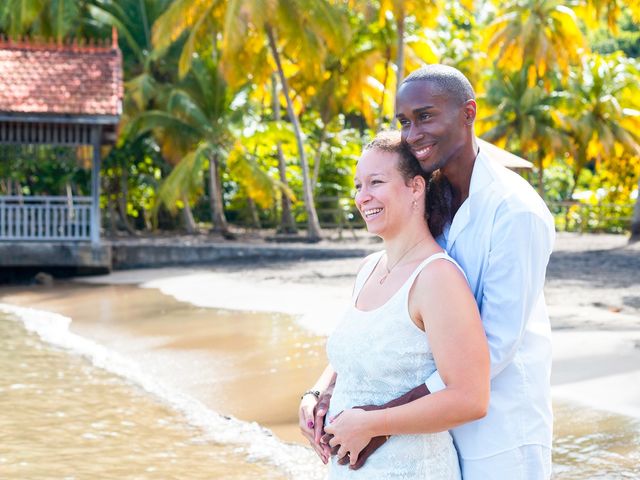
[{"x1": 299, "y1": 131, "x2": 489, "y2": 479}]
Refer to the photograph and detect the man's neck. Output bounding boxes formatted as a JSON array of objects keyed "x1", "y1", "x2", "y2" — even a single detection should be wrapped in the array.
[{"x1": 442, "y1": 138, "x2": 479, "y2": 214}]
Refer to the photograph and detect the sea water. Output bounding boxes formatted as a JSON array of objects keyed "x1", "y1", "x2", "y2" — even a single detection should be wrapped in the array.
[
  {"x1": 0, "y1": 308, "x2": 322, "y2": 479},
  {"x1": 1, "y1": 280, "x2": 639, "y2": 479}
]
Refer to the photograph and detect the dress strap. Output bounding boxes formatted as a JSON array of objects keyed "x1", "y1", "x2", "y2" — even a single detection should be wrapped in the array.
[
  {"x1": 401, "y1": 251, "x2": 467, "y2": 297},
  {"x1": 351, "y1": 251, "x2": 385, "y2": 301}
]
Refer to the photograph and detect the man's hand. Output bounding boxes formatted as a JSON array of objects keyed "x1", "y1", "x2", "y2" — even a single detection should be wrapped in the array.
[
  {"x1": 323, "y1": 384, "x2": 430, "y2": 469},
  {"x1": 299, "y1": 388, "x2": 334, "y2": 464},
  {"x1": 299, "y1": 393, "x2": 329, "y2": 463}
]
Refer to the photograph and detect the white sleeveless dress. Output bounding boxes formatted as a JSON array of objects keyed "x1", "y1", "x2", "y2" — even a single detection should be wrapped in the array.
[{"x1": 326, "y1": 251, "x2": 462, "y2": 479}]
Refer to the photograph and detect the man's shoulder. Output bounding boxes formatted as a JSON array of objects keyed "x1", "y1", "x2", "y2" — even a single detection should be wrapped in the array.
[{"x1": 479, "y1": 154, "x2": 551, "y2": 223}]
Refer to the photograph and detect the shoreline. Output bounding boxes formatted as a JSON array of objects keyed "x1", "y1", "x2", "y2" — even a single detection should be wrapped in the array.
[
  {"x1": 1, "y1": 231, "x2": 639, "y2": 470},
  {"x1": 74, "y1": 231, "x2": 640, "y2": 420}
]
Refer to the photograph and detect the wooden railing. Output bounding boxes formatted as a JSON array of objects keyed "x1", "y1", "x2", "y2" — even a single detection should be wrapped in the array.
[
  {"x1": 296, "y1": 198, "x2": 635, "y2": 234},
  {"x1": 0, "y1": 196, "x2": 93, "y2": 241}
]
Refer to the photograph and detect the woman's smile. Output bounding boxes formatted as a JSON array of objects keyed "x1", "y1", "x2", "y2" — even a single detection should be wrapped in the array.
[{"x1": 363, "y1": 207, "x2": 384, "y2": 220}]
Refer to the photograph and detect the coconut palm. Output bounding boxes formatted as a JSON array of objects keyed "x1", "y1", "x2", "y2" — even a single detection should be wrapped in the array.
[
  {"x1": 152, "y1": 0, "x2": 348, "y2": 241},
  {"x1": 486, "y1": 0, "x2": 585, "y2": 79},
  {"x1": 631, "y1": 177, "x2": 640, "y2": 242},
  {"x1": 479, "y1": 67, "x2": 568, "y2": 196},
  {"x1": 559, "y1": 53, "x2": 640, "y2": 198},
  {"x1": 377, "y1": 0, "x2": 440, "y2": 98},
  {"x1": 128, "y1": 54, "x2": 276, "y2": 235}
]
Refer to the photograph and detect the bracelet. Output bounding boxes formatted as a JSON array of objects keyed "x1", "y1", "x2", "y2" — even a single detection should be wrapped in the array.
[{"x1": 301, "y1": 390, "x2": 321, "y2": 400}]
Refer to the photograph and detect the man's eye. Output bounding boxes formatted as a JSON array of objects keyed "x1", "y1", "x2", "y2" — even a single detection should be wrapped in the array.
[
  {"x1": 399, "y1": 119, "x2": 410, "y2": 127},
  {"x1": 420, "y1": 113, "x2": 431, "y2": 120}
]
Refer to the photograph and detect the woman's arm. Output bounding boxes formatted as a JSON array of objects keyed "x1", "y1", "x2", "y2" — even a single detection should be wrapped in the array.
[{"x1": 325, "y1": 259, "x2": 490, "y2": 465}]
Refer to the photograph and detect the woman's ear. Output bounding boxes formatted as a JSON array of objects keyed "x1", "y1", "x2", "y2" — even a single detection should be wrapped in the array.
[{"x1": 412, "y1": 175, "x2": 426, "y2": 196}]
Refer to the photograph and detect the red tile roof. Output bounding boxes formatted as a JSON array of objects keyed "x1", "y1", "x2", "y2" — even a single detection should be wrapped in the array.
[{"x1": 0, "y1": 37, "x2": 122, "y2": 117}]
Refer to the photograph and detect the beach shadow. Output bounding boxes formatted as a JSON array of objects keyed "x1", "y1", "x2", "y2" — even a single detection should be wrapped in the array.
[
  {"x1": 623, "y1": 296, "x2": 640, "y2": 309},
  {"x1": 547, "y1": 249, "x2": 640, "y2": 289}
]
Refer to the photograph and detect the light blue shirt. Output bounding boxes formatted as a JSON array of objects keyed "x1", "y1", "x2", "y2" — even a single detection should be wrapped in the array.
[{"x1": 426, "y1": 148, "x2": 555, "y2": 459}]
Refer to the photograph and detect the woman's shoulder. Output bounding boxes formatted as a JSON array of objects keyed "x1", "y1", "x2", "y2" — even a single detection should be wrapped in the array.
[{"x1": 413, "y1": 251, "x2": 467, "y2": 290}]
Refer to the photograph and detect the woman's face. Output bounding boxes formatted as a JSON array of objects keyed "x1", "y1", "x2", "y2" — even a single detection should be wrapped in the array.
[{"x1": 354, "y1": 149, "x2": 419, "y2": 238}]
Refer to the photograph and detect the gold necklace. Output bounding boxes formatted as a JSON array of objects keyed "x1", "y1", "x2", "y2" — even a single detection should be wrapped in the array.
[{"x1": 379, "y1": 237, "x2": 428, "y2": 285}]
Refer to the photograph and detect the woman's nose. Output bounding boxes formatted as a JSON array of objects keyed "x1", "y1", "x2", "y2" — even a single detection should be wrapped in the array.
[{"x1": 355, "y1": 187, "x2": 371, "y2": 206}]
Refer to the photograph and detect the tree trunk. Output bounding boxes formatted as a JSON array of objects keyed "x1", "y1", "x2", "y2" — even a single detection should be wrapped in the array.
[
  {"x1": 107, "y1": 196, "x2": 118, "y2": 236},
  {"x1": 247, "y1": 196, "x2": 262, "y2": 229},
  {"x1": 181, "y1": 193, "x2": 197, "y2": 233},
  {"x1": 630, "y1": 176, "x2": 640, "y2": 242},
  {"x1": 118, "y1": 167, "x2": 137, "y2": 235},
  {"x1": 536, "y1": 154, "x2": 545, "y2": 199},
  {"x1": 394, "y1": 11, "x2": 406, "y2": 110},
  {"x1": 311, "y1": 123, "x2": 327, "y2": 192},
  {"x1": 378, "y1": 48, "x2": 391, "y2": 129},
  {"x1": 266, "y1": 25, "x2": 322, "y2": 241},
  {"x1": 208, "y1": 151, "x2": 229, "y2": 234},
  {"x1": 272, "y1": 74, "x2": 297, "y2": 234}
]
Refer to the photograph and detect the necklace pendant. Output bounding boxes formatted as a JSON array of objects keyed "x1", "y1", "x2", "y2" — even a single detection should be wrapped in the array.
[{"x1": 379, "y1": 274, "x2": 387, "y2": 285}]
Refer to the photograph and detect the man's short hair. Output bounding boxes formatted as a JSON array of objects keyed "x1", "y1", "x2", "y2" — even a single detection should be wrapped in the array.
[{"x1": 401, "y1": 65, "x2": 475, "y2": 106}]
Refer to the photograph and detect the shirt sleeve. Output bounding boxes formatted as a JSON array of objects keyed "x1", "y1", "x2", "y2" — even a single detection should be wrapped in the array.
[{"x1": 425, "y1": 208, "x2": 554, "y2": 392}]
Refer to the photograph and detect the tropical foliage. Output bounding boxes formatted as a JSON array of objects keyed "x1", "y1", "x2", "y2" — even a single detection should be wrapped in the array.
[{"x1": 1, "y1": 0, "x2": 638, "y2": 239}]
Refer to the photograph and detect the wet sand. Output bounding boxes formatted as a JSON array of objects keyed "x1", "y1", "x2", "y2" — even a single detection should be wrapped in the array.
[{"x1": 1, "y1": 232, "x2": 639, "y2": 477}]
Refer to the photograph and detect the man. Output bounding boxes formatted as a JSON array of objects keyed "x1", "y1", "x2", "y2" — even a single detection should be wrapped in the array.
[{"x1": 299, "y1": 64, "x2": 555, "y2": 479}]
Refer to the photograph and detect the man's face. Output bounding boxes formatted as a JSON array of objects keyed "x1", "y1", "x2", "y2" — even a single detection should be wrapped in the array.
[{"x1": 396, "y1": 80, "x2": 471, "y2": 175}]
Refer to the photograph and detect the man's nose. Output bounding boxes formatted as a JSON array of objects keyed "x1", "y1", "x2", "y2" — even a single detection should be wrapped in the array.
[{"x1": 405, "y1": 124, "x2": 424, "y2": 145}]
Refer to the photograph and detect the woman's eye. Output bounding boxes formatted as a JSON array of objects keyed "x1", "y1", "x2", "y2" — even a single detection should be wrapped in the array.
[{"x1": 354, "y1": 184, "x2": 362, "y2": 191}]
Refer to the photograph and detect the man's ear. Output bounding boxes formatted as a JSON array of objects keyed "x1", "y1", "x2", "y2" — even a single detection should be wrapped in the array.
[{"x1": 463, "y1": 99, "x2": 477, "y2": 125}]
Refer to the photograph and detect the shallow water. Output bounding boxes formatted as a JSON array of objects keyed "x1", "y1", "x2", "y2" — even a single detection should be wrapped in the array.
[
  {"x1": 1, "y1": 280, "x2": 640, "y2": 479},
  {"x1": 0, "y1": 315, "x2": 285, "y2": 480},
  {"x1": 552, "y1": 401, "x2": 640, "y2": 479}
]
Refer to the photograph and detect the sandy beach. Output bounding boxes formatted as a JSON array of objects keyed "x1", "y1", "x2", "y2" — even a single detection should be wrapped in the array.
[{"x1": 1, "y1": 231, "x2": 639, "y2": 478}]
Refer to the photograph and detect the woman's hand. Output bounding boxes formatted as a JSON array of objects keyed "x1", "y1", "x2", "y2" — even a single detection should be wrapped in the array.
[{"x1": 324, "y1": 408, "x2": 375, "y2": 467}]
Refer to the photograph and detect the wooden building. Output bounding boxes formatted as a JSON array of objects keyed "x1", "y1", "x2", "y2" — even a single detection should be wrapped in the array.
[{"x1": 0, "y1": 34, "x2": 122, "y2": 248}]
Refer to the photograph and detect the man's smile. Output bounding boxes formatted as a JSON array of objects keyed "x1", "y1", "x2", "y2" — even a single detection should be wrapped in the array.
[{"x1": 410, "y1": 143, "x2": 436, "y2": 161}]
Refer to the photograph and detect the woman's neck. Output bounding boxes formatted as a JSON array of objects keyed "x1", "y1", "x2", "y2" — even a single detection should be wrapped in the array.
[{"x1": 382, "y1": 226, "x2": 439, "y2": 266}]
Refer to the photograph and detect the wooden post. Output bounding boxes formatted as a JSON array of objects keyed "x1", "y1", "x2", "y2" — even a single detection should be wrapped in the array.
[{"x1": 90, "y1": 126, "x2": 102, "y2": 245}]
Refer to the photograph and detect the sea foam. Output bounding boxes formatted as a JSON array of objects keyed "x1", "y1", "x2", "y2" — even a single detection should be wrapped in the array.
[{"x1": 0, "y1": 303, "x2": 325, "y2": 480}]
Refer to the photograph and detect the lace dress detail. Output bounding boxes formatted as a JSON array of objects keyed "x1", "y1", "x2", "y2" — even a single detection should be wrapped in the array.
[{"x1": 326, "y1": 251, "x2": 462, "y2": 479}]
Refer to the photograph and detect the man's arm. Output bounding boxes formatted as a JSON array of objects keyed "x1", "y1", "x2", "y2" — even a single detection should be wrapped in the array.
[
  {"x1": 340, "y1": 209, "x2": 553, "y2": 468},
  {"x1": 340, "y1": 384, "x2": 430, "y2": 469},
  {"x1": 424, "y1": 208, "x2": 554, "y2": 392}
]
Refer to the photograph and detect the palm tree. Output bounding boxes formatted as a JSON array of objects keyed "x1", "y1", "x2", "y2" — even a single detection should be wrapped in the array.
[
  {"x1": 127, "y1": 55, "x2": 245, "y2": 235},
  {"x1": 579, "y1": 0, "x2": 640, "y2": 32},
  {"x1": 152, "y1": 0, "x2": 348, "y2": 241},
  {"x1": 377, "y1": 0, "x2": 440, "y2": 99},
  {"x1": 631, "y1": 177, "x2": 640, "y2": 242},
  {"x1": 486, "y1": 0, "x2": 585, "y2": 79},
  {"x1": 479, "y1": 67, "x2": 567, "y2": 196},
  {"x1": 559, "y1": 53, "x2": 640, "y2": 199}
]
